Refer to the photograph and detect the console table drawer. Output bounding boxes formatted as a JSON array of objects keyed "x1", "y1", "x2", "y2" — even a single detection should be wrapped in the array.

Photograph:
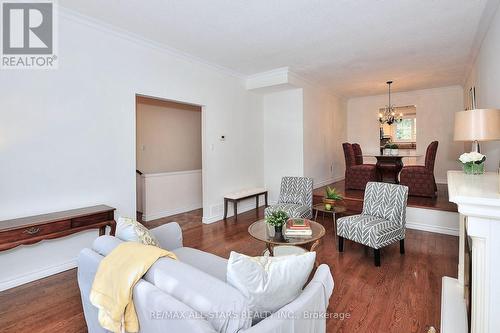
[
  {"x1": 71, "y1": 211, "x2": 112, "y2": 228},
  {"x1": 0, "y1": 220, "x2": 71, "y2": 243}
]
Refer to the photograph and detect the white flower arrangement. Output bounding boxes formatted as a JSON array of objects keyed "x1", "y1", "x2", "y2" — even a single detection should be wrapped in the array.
[
  {"x1": 458, "y1": 152, "x2": 486, "y2": 164},
  {"x1": 459, "y1": 152, "x2": 486, "y2": 175}
]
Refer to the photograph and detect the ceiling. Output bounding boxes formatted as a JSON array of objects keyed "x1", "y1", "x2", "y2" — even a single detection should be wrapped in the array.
[{"x1": 60, "y1": 0, "x2": 495, "y2": 97}]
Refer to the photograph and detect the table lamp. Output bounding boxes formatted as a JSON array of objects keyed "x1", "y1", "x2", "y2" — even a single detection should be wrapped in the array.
[{"x1": 454, "y1": 109, "x2": 500, "y2": 152}]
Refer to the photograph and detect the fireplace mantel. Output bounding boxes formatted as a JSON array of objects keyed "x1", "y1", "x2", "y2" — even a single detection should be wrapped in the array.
[{"x1": 443, "y1": 171, "x2": 500, "y2": 333}]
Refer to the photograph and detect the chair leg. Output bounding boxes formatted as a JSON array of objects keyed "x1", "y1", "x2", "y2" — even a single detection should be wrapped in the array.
[
  {"x1": 400, "y1": 239, "x2": 405, "y2": 254},
  {"x1": 374, "y1": 249, "x2": 381, "y2": 266},
  {"x1": 338, "y1": 236, "x2": 344, "y2": 252}
]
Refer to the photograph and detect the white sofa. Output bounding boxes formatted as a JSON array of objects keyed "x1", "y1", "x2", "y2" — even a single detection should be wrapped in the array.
[{"x1": 77, "y1": 222, "x2": 334, "y2": 333}]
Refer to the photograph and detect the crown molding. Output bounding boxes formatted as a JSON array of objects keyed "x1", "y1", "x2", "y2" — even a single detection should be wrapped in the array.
[
  {"x1": 57, "y1": 5, "x2": 245, "y2": 80},
  {"x1": 245, "y1": 67, "x2": 290, "y2": 81},
  {"x1": 246, "y1": 67, "x2": 343, "y2": 99}
]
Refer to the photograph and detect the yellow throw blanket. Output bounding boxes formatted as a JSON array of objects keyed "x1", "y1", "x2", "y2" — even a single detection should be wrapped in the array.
[{"x1": 90, "y1": 242, "x2": 177, "y2": 333}]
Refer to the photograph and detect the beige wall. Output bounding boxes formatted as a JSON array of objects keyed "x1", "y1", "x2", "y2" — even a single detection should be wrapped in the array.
[
  {"x1": 302, "y1": 83, "x2": 347, "y2": 186},
  {"x1": 263, "y1": 89, "x2": 304, "y2": 203},
  {"x1": 136, "y1": 98, "x2": 202, "y2": 174},
  {"x1": 347, "y1": 85, "x2": 464, "y2": 183}
]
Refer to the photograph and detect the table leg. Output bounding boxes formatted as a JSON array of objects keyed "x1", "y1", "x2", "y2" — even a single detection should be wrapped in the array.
[
  {"x1": 99, "y1": 226, "x2": 106, "y2": 236},
  {"x1": 264, "y1": 192, "x2": 268, "y2": 207},
  {"x1": 223, "y1": 198, "x2": 228, "y2": 220},
  {"x1": 394, "y1": 158, "x2": 403, "y2": 184},
  {"x1": 109, "y1": 221, "x2": 116, "y2": 236},
  {"x1": 267, "y1": 243, "x2": 274, "y2": 256},
  {"x1": 376, "y1": 159, "x2": 382, "y2": 181},
  {"x1": 309, "y1": 239, "x2": 321, "y2": 252},
  {"x1": 256, "y1": 195, "x2": 259, "y2": 216},
  {"x1": 332, "y1": 212, "x2": 336, "y2": 237},
  {"x1": 234, "y1": 200, "x2": 238, "y2": 221},
  {"x1": 314, "y1": 209, "x2": 318, "y2": 221}
]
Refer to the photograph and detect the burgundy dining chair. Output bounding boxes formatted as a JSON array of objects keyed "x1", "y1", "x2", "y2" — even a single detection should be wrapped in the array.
[
  {"x1": 343, "y1": 143, "x2": 378, "y2": 190},
  {"x1": 352, "y1": 143, "x2": 364, "y2": 165},
  {"x1": 399, "y1": 141, "x2": 439, "y2": 197}
]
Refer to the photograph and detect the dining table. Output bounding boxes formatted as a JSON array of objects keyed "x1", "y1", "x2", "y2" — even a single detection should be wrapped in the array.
[{"x1": 362, "y1": 153, "x2": 422, "y2": 184}]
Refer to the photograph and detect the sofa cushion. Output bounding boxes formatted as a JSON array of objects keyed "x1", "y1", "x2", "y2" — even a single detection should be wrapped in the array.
[
  {"x1": 172, "y1": 247, "x2": 228, "y2": 282},
  {"x1": 337, "y1": 214, "x2": 404, "y2": 249},
  {"x1": 116, "y1": 217, "x2": 160, "y2": 247},
  {"x1": 144, "y1": 256, "x2": 251, "y2": 333},
  {"x1": 226, "y1": 251, "x2": 316, "y2": 320}
]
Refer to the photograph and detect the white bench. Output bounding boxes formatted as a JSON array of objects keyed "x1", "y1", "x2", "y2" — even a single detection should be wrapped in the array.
[{"x1": 224, "y1": 188, "x2": 268, "y2": 220}]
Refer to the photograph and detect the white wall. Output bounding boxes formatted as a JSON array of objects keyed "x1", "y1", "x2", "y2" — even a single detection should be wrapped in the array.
[
  {"x1": 136, "y1": 101, "x2": 202, "y2": 174},
  {"x1": 263, "y1": 89, "x2": 304, "y2": 203},
  {"x1": 303, "y1": 83, "x2": 347, "y2": 186},
  {"x1": 141, "y1": 170, "x2": 202, "y2": 221},
  {"x1": 0, "y1": 10, "x2": 263, "y2": 289},
  {"x1": 464, "y1": 4, "x2": 500, "y2": 171},
  {"x1": 347, "y1": 86, "x2": 464, "y2": 183}
]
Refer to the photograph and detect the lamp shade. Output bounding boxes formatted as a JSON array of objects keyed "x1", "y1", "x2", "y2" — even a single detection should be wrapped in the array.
[{"x1": 454, "y1": 109, "x2": 500, "y2": 141}]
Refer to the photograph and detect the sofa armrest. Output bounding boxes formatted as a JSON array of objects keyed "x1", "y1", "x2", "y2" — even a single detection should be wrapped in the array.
[{"x1": 150, "y1": 222, "x2": 183, "y2": 250}]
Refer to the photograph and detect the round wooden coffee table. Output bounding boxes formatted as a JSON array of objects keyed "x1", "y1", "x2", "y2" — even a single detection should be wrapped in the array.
[{"x1": 248, "y1": 219, "x2": 325, "y2": 256}]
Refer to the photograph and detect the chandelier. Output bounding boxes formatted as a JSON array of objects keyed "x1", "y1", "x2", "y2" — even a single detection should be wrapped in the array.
[{"x1": 379, "y1": 81, "x2": 403, "y2": 125}]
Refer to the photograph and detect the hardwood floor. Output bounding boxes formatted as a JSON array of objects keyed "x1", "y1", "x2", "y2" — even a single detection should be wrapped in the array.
[{"x1": 0, "y1": 207, "x2": 458, "y2": 333}]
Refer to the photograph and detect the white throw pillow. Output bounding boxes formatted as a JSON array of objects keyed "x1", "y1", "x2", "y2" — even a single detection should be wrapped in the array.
[
  {"x1": 226, "y1": 251, "x2": 316, "y2": 318},
  {"x1": 115, "y1": 217, "x2": 160, "y2": 247}
]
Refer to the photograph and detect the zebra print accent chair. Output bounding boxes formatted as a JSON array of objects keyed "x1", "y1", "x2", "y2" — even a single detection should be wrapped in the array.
[
  {"x1": 337, "y1": 182, "x2": 409, "y2": 266},
  {"x1": 264, "y1": 177, "x2": 314, "y2": 219}
]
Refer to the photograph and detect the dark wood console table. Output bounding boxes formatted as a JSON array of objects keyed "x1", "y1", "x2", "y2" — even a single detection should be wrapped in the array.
[{"x1": 0, "y1": 205, "x2": 116, "y2": 251}]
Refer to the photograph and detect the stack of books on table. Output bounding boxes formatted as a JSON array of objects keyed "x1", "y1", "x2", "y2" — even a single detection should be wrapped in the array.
[{"x1": 284, "y1": 218, "x2": 312, "y2": 237}]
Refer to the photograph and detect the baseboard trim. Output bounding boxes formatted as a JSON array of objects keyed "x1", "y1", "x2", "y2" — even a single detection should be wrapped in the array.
[
  {"x1": 405, "y1": 206, "x2": 459, "y2": 236},
  {"x1": 406, "y1": 221, "x2": 459, "y2": 236},
  {"x1": 314, "y1": 176, "x2": 345, "y2": 189},
  {"x1": 0, "y1": 259, "x2": 77, "y2": 292},
  {"x1": 203, "y1": 201, "x2": 263, "y2": 224},
  {"x1": 142, "y1": 203, "x2": 202, "y2": 222}
]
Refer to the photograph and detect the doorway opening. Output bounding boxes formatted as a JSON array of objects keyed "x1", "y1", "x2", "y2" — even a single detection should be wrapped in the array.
[{"x1": 135, "y1": 95, "x2": 202, "y2": 223}]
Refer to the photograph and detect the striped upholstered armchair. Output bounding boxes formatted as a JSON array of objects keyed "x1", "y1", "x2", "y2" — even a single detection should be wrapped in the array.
[
  {"x1": 264, "y1": 177, "x2": 313, "y2": 219},
  {"x1": 337, "y1": 182, "x2": 409, "y2": 266}
]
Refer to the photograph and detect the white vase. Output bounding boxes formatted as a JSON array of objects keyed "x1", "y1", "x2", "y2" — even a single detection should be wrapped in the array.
[{"x1": 391, "y1": 149, "x2": 399, "y2": 156}]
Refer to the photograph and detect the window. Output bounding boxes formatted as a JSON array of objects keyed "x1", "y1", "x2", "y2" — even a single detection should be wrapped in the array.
[{"x1": 394, "y1": 117, "x2": 416, "y2": 142}]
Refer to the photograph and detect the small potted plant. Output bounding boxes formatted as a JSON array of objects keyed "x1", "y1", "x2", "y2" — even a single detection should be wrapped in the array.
[
  {"x1": 383, "y1": 143, "x2": 392, "y2": 155},
  {"x1": 266, "y1": 210, "x2": 289, "y2": 236},
  {"x1": 459, "y1": 152, "x2": 486, "y2": 175},
  {"x1": 389, "y1": 143, "x2": 399, "y2": 155},
  {"x1": 323, "y1": 186, "x2": 343, "y2": 211}
]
